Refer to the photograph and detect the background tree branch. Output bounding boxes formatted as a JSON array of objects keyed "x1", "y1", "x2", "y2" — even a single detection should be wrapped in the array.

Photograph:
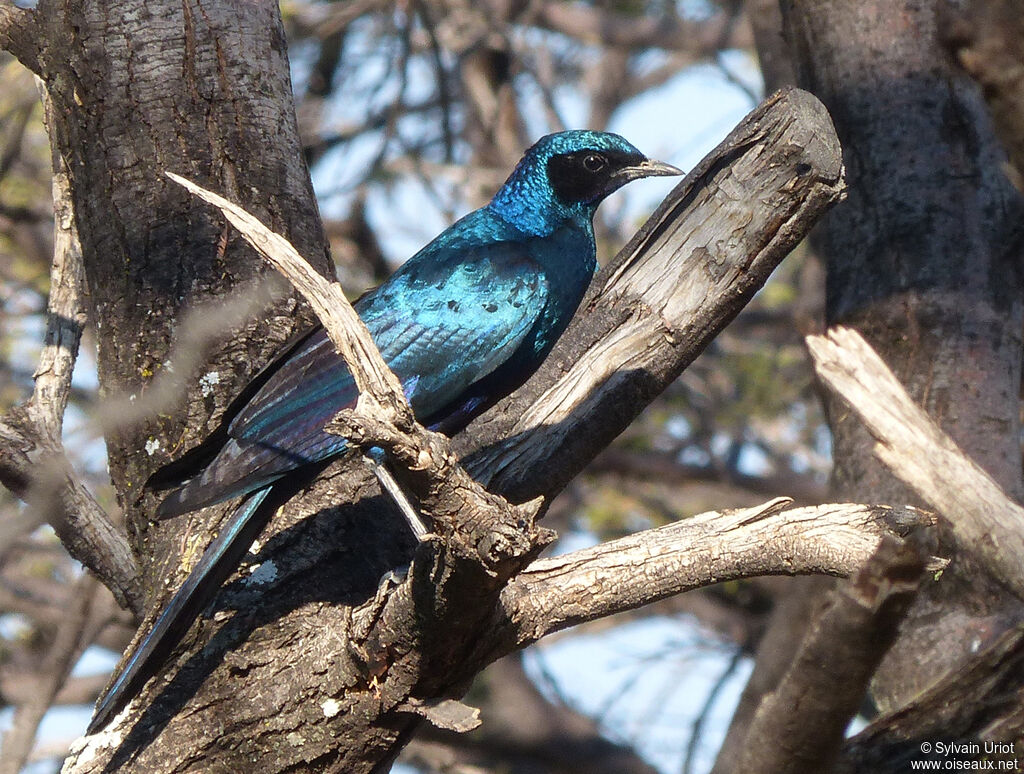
[
  {"x1": 0, "y1": 2, "x2": 41, "y2": 75},
  {"x1": 807, "y1": 326, "x2": 1024, "y2": 600},
  {"x1": 493, "y1": 500, "x2": 935, "y2": 655},
  {"x1": 0, "y1": 87, "x2": 139, "y2": 613},
  {"x1": 731, "y1": 536, "x2": 926, "y2": 774},
  {"x1": 0, "y1": 575, "x2": 105, "y2": 774},
  {"x1": 837, "y1": 624, "x2": 1024, "y2": 773}
]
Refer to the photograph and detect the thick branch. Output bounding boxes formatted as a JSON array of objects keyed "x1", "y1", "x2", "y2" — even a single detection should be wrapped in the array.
[
  {"x1": 732, "y1": 536, "x2": 926, "y2": 774},
  {"x1": 492, "y1": 500, "x2": 935, "y2": 652},
  {"x1": 837, "y1": 624, "x2": 1024, "y2": 772},
  {"x1": 807, "y1": 326, "x2": 1024, "y2": 600}
]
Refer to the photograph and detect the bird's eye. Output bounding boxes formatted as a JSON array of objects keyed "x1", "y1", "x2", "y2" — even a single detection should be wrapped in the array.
[{"x1": 582, "y1": 153, "x2": 606, "y2": 172}]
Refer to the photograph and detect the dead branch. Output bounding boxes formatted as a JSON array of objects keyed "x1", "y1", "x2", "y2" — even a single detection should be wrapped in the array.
[
  {"x1": 492, "y1": 500, "x2": 935, "y2": 652},
  {"x1": 807, "y1": 326, "x2": 1024, "y2": 600},
  {"x1": 166, "y1": 172, "x2": 413, "y2": 429},
  {"x1": 730, "y1": 536, "x2": 926, "y2": 774},
  {"x1": 458, "y1": 87, "x2": 846, "y2": 505}
]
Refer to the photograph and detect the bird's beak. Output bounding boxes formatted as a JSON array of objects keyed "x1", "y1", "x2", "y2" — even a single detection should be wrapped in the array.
[
  {"x1": 640, "y1": 159, "x2": 685, "y2": 177},
  {"x1": 613, "y1": 158, "x2": 684, "y2": 184}
]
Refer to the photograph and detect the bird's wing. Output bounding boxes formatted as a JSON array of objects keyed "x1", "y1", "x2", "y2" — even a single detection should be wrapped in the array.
[
  {"x1": 146, "y1": 326, "x2": 324, "y2": 491},
  {"x1": 158, "y1": 243, "x2": 547, "y2": 517},
  {"x1": 231, "y1": 243, "x2": 548, "y2": 446},
  {"x1": 360, "y1": 242, "x2": 549, "y2": 416}
]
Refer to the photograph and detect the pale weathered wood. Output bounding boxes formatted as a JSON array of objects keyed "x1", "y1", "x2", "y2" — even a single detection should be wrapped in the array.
[
  {"x1": 495, "y1": 500, "x2": 935, "y2": 651},
  {"x1": 807, "y1": 326, "x2": 1024, "y2": 599}
]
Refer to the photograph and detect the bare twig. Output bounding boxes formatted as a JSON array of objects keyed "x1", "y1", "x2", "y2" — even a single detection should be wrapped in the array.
[
  {"x1": 683, "y1": 647, "x2": 744, "y2": 774},
  {"x1": 165, "y1": 172, "x2": 437, "y2": 540},
  {"x1": 493, "y1": 500, "x2": 937, "y2": 653},
  {"x1": 807, "y1": 326, "x2": 1024, "y2": 599},
  {"x1": 533, "y1": 0, "x2": 751, "y2": 53}
]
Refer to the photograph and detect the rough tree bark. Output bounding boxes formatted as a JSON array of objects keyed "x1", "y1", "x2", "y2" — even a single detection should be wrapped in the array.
[
  {"x1": 714, "y1": 4, "x2": 1024, "y2": 770},
  {"x1": 1, "y1": 2, "x2": 853, "y2": 772},
  {"x1": 782, "y1": 0, "x2": 1024, "y2": 713},
  {"x1": 811, "y1": 328, "x2": 1024, "y2": 771}
]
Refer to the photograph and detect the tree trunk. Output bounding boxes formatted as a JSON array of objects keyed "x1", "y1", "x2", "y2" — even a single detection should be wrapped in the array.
[
  {"x1": 782, "y1": 0, "x2": 1024, "y2": 712},
  {"x1": 33, "y1": 0, "x2": 331, "y2": 598}
]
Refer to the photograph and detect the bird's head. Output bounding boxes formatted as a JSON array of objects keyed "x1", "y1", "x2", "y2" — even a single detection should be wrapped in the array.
[{"x1": 488, "y1": 130, "x2": 682, "y2": 236}]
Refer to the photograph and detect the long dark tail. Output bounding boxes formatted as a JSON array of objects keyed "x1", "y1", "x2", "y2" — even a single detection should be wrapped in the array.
[{"x1": 87, "y1": 488, "x2": 273, "y2": 734}]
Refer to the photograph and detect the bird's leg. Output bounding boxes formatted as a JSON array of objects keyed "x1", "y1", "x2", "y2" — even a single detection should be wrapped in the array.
[{"x1": 364, "y1": 447, "x2": 430, "y2": 540}]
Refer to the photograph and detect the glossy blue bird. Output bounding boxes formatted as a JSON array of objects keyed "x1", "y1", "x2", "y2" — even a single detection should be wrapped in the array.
[{"x1": 88, "y1": 130, "x2": 681, "y2": 733}]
